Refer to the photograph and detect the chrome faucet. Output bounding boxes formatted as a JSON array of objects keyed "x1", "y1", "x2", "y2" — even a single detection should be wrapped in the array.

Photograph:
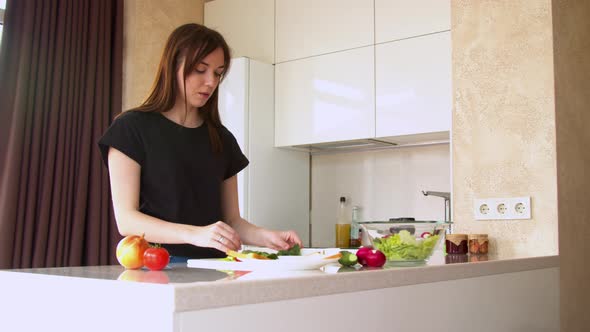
[{"x1": 421, "y1": 190, "x2": 452, "y2": 227}]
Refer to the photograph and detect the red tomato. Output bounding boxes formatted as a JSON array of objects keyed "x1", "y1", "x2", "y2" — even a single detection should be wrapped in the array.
[{"x1": 143, "y1": 246, "x2": 170, "y2": 271}]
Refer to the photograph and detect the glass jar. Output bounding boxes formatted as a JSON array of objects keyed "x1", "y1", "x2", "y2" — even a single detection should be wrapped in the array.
[
  {"x1": 468, "y1": 234, "x2": 489, "y2": 255},
  {"x1": 445, "y1": 234, "x2": 468, "y2": 254}
]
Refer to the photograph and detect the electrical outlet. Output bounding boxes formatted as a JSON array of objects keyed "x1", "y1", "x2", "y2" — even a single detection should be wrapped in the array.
[
  {"x1": 474, "y1": 196, "x2": 531, "y2": 220},
  {"x1": 480, "y1": 203, "x2": 490, "y2": 215},
  {"x1": 474, "y1": 199, "x2": 497, "y2": 220},
  {"x1": 505, "y1": 196, "x2": 531, "y2": 219}
]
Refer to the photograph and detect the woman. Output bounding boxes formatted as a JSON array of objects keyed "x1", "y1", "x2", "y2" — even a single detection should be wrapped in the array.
[{"x1": 98, "y1": 23, "x2": 302, "y2": 260}]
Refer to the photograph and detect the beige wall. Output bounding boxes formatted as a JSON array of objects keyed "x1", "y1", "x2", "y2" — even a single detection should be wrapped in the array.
[
  {"x1": 123, "y1": 0, "x2": 205, "y2": 111},
  {"x1": 451, "y1": 1, "x2": 558, "y2": 256},
  {"x1": 552, "y1": 0, "x2": 590, "y2": 330}
]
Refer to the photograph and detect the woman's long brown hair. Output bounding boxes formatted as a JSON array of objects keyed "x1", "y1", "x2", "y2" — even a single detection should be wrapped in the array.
[{"x1": 126, "y1": 23, "x2": 231, "y2": 153}]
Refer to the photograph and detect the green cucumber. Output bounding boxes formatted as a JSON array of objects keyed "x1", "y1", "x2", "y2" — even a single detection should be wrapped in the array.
[{"x1": 338, "y1": 251, "x2": 358, "y2": 267}]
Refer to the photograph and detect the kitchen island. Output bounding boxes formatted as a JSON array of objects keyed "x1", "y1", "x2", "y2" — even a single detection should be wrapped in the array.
[{"x1": 0, "y1": 253, "x2": 559, "y2": 332}]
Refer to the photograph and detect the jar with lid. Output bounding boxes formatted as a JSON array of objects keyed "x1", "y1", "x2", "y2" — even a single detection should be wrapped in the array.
[
  {"x1": 445, "y1": 234, "x2": 468, "y2": 255},
  {"x1": 468, "y1": 234, "x2": 489, "y2": 255}
]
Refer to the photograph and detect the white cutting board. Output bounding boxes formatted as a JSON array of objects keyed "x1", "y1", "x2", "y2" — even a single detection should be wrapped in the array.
[{"x1": 187, "y1": 255, "x2": 340, "y2": 271}]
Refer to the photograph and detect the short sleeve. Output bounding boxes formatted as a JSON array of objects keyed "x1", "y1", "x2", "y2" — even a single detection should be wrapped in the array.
[
  {"x1": 223, "y1": 129, "x2": 249, "y2": 180},
  {"x1": 97, "y1": 112, "x2": 145, "y2": 168}
]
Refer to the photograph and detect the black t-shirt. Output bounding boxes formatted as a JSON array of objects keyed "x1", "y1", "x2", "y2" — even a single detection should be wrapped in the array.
[{"x1": 98, "y1": 111, "x2": 249, "y2": 258}]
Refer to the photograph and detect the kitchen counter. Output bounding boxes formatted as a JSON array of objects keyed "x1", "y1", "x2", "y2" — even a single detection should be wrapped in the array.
[{"x1": 0, "y1": 253, "x2": 559, "y2": 332}]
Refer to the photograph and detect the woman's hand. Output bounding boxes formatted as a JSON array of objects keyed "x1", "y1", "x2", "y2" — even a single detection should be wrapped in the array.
[
  {"x1": 260, "y1": 229, "x2": 303, "y2": 251},
  {"x1": 187, "y1": 221, "x2": 242, "y2": 253}
]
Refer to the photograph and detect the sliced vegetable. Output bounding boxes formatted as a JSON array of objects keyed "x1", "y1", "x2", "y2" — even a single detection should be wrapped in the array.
[
  {"x1": 240, "y1": 250, "x2": 277, "y2": 260},
  {"x1": 226, "y1": 250, "x2": 248, "y2": 260},
  {"x1": 324, "y1": 252, "x2": 343, "y2": 260},
  {"x1": 338, "y1": 251, "x2": 358, "y2": 267},
  {"x1": 421, "y1": 232, "x2": 432, "y2": 239},
  {"x1": 277, "y1": 244, "x2": 301, "y2": 256},
  {"x1": 227, "y1": 250, "x2": 276, "y2": 260},
  {"x1": 220, "y1": 256, "x2": 241, "y2": 262}
]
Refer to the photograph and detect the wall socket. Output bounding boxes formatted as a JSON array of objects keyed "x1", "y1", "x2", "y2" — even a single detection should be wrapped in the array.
[{"x1": 474, "y1": 196, "x2": 531, "y2": 220}]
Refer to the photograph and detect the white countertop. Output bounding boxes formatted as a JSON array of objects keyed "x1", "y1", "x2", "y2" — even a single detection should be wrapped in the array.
[{"x1": 0, "y1": 252, "x2": 559, "y2": 313}]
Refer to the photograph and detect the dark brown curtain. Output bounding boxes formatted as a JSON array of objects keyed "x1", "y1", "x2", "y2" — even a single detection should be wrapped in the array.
[{"x1": 0, "y1": 0, "x2": 123, "y2": 268}]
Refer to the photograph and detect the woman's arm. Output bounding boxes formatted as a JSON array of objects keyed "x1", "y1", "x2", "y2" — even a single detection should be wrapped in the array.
[
  {"x1": 107, "y1": 147, "x2": 241, "y2": 252},
  {"x1": 221, "y1": 175, "x2": 302, "y2": 250}
]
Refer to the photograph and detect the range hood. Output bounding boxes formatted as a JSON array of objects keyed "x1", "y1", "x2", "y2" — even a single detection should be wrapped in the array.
[
  {"x1": 285, "y1": 131, "x2": 450, "y2": 155},
  {"x1": 291, "y1": 138, "x2": 396, "y2": 153}
]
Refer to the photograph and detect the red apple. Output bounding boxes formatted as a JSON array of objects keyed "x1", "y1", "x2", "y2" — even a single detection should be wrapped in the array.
[
  {"x1": 116, "y1": 234, "x2": 149, "y2": 269},
  {"x1": 364, "y1": 249, "x2": 386, "y2": 268},
  {"x1": 356, "y1": 247, "x2": 373, "y2": 266}
]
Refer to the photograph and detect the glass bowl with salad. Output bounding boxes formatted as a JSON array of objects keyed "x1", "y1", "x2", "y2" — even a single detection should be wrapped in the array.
[{"x1": 359, "y1": 220, "x2": 450, "y2": 263}]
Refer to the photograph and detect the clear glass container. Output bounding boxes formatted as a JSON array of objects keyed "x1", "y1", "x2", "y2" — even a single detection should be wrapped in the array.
[{"x1": 359, "y1": 220, "x2": 450, "y2": 262}]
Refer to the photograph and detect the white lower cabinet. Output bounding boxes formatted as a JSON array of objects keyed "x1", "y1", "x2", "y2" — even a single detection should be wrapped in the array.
[
  {"x1": 176, "y1": 268, "x2": 559, "y2": 332},
  {"x1": 274, "y1": 46, "x2": 375, "y2": 147},
  {"x1": 375, "y1": 32, "x2": 452, "y2": 138},
  {"x1": 218, "y1": 58, "x2": 310, "y2": 244}
]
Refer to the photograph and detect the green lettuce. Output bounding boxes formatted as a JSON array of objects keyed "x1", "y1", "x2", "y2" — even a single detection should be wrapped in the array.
[
  {"x1": 277, "y1": 244, "x2": 301, "y2": 256},
  {"x1": 374, "y1": 230, "x2": 440, "y2": 261}
]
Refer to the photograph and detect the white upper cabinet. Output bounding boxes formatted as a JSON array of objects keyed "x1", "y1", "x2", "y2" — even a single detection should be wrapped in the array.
[
  {"x1": 275, "y1": 0, "x2": 374, "y2": 63},
  {"x1": 275, "y1": 46, "x2": 375, "y2": 147},
  {"x1": 375, "y1": 32, "x2": 451, "y2": 138},
  {"x1": 375, "y1": 0, "x2": 450, "y2": 43},
  {"x1": 205, "y1": 0, "x2": 275, "y2": 64}
]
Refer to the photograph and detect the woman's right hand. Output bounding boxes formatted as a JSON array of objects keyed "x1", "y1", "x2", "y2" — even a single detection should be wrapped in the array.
[{"x1": 188, "y1": 221, "x2": 242, "y2": 253}]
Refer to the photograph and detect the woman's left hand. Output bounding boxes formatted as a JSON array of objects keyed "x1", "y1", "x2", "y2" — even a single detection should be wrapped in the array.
[{"x1": 262, "y1": 229, "x2": 303, "y2": 251}]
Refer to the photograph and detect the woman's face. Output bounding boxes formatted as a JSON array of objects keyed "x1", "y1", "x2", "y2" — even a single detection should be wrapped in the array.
[{"x1": 176, "y1": 47, "x2": 225, "y2": 109}]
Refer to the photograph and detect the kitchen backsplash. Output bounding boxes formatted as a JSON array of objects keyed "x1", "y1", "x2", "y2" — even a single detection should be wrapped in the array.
[{"x1": 310, "y1": 144, "x2": 450, "y2": 247}]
